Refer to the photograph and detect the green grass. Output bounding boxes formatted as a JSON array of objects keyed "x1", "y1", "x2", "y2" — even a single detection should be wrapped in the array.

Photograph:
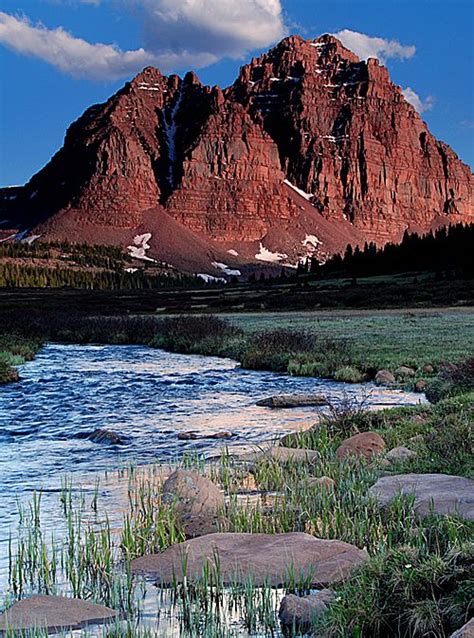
[{"x1": 0, "y1": 333, "x2": 43, "y2": 384}]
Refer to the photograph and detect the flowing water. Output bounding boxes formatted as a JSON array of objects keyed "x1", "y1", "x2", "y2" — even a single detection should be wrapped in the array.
[{"x1": 0, "y1": 344, "x2": 425, "y2": 633}]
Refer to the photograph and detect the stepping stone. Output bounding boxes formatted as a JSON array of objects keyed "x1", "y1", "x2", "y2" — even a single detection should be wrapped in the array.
[
  {"x1": 0, "y1": 595, "x2": 117, "y2": 634},
  {"x1": 368, "y1": 473, "x2": 474, "y2": 520},
  {"x1": 131, "y1": 531, "x2": 368, "y2": 586},
  {"x1": 256, "y1": 394, "x2": 327, "y2": 408}
]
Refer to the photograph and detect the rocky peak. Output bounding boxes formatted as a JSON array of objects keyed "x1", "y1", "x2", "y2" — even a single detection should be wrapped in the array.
[{"x1": 1, "y1": 33, "x2": 472, "y2": 269}]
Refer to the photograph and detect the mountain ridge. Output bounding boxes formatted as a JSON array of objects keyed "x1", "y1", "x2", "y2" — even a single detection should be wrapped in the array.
[{"x1": 1, "y1": 34, "x2": 472, "y2": 277}]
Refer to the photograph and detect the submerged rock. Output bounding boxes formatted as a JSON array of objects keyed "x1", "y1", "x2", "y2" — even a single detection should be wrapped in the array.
[
  {"x1": 88, "y1": 429, "x2": 126, "y2": 445},
  {"x1": 162, "y1": 469, "x2": 225, "y2": 537},
  {"x1": 131, "y1": 532, "x2": 368, "y2": 586},
  {"x1": 368, "y1": 473, "x2": 474, "y2": 520},
  {"x1": 336, "y1": 432, "x2": 386, "y2": 461},
  {"x1": 0, "y1": 595, "x2": 117, "y2": 633},
  {"x1": 279, "y1": 589, "x2": 335, "y2": 630},
  {"x1": 178, "y1": 431, "x2": 234, "y2": 440},
  {"x1": 256, "y1": 394, "x2": 327, "y2": 408}
]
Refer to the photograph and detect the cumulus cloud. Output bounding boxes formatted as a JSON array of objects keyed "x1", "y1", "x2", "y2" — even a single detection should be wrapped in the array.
[
  {"x1": 402, "y1": 87, "x2": 434, "y2": 113},
  {"x1": 333, "y1": 29, "x2": 416, "y2": 62},
  {"x1": 0, "y1": 1, "x2": 286, "y2": 80}
]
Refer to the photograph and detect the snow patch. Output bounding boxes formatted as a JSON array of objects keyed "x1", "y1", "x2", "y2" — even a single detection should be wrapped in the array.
[
  {"x1": 128, "y1": 233, "x2": 156, "y2": 262},
  {"x1": 283, "y1": 179, "x2": 313, "y2": 201},
  {"x1": 21, "y1": 234, "x2": 41, "y2": 245},
  {"x1": 29, "y1": 191, "x2": 38, "y2": 199},
  {"x1": 197, "y1": 273, "x2": 226, "y2": 284},
  {"x1": 302, "y1": 234, "x2": 322, "y2": 248},
  {"x1": 125, "y1": 267, "x2": 138, "y2": 273},
  {"x1": 255, "y1": 243, "x2": 288, "y2": 263},
  {"x1": 227, "y1": 249, "x2": 239, "y2": 256},
  {"x1": 211, "y1": 261, "x2": 241, "y2": 277},
  {"x1": 137, "y1": 83, "x2": 161, "y2": 92}
]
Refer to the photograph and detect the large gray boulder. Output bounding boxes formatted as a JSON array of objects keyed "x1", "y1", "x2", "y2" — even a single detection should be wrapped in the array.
[
  {"x1": 0, "y1": 595, "x2": 117, "y2": 634},
  {"x1": 279, "y1": 589, "x2": 335, "y2": 631},
  {"x1": 256, "y1": 394, "x2": 326, "y2": 408},
  {"x1": 368, "y1": 473, "x2": 474, "y2": 520},
  {"x1": 162, "y1": 469, "x2": 225, "y2": 537},
  {"x1": 450, "y1": 618, "x2": 474, "y2": 638},
  {"x1": 131, "y1": 532, "x2": 368, "y2": 586}
]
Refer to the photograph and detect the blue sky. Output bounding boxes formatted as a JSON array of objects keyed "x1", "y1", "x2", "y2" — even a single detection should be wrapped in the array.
[{"x1": 0, "y1": 0, "x2": 473, "y2": 186}]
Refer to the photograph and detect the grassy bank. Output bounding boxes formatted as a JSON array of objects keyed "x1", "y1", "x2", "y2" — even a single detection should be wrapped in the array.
[
  {"x1": 1, "y1": 309, "x2": 473, "y2": 398},
  {"x1": 0, "y1": 333, "x2": 43, "y2": 384},
  {"x1": 4, "y1": 392, "x2": 473, "y2": 637}
]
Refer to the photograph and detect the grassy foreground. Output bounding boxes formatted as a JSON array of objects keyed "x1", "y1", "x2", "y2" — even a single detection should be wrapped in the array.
[{"x1": 3, "y1": 392, "x2": 473, "y2": 637}]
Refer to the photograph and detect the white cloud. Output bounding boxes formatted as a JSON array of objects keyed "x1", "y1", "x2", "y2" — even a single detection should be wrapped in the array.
[
  {"x1": 402, "y1": 87, "x2": 434, "y2": 113},
  {"x1": 333, "y1": 29, "x2": 416, "y2": 63},
  {"x1": 0, "y1": 1, "x2": 286, "y2": 81}
]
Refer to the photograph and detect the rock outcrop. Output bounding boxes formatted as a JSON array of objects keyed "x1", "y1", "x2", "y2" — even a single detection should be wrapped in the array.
[{"x1": 1, "y1": 35, "x2": 472, "y2": 275}]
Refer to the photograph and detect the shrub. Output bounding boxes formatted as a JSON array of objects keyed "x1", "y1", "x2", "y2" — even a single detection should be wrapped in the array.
[
  {"x1": 321, "y1": 543, "x2": 474, "y2": 637},
  {"x1": 426, "y1": 358, "x2": 474, "y2": 403},
  {"x1": 151, "y1": 315, "x2": 242, "y2": 354},
  {"x1": 333, "y1": 365, "x2": 364, "y2": 383},
  {"x1": 0, "y1": 360, "x2": 19, "y2": 384}
]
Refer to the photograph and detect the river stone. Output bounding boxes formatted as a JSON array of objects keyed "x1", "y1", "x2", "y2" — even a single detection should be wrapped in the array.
[
  {"x1": 0, "y1": 595, "x2": 117, "y2": 634},
  {"x1": 386, "y1": 446, "x2": 418, "y2": 462},
  {"x1": 162, "y1": 469, "x2": 225, "y2": 537},
  {"x1": 395, "y1": 366, "x2": 416, "y2": 378},
  {"x1": 279, "y1": 589, "x2": 335, "y2": 630},
  {"x1": 256, "y1": 394, "x2": 327, "y2": 408},
  {"x1": 414, "y1": 379, "x2": 428, "y2": 393},
  {"x1": 336, "y1": 432, "x2": 386, "y2": 461},
  {"x1": 368, "y1": 473, "x2": 474, "y2": 520},
  {"x1": 263, "y1": 446, "x2": 320, "y2": 464},
  {"x1": 374, "y1": 370, "x2": 395, "y2": 386},
  {"x1": 131, "y1": 532, "x2": 368, "y2": 586},
  {"x1": 88, "y1": 428, "x2": 126, "y2": 445},
  {"x1": 423, "y1": 364, "x2": 435, "y2": 374},
  {"x1": 450, "y1": 618, "x2": 474, "y2": 638}
]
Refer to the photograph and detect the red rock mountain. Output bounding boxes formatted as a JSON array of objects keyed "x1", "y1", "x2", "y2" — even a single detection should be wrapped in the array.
[{"x1": 1, "y1": 34, "x2": 472, "y2": 277}]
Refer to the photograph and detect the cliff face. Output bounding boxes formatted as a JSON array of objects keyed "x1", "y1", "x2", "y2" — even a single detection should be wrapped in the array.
[{"x1": 1, "y1": 34, "x2": 472, "y2": 275}]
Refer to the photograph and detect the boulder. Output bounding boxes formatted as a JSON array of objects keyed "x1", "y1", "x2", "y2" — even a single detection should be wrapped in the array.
[
  {"x1": 263, "y1": 446, "x2": 320, "y2": 464},
  {"x1": 279, "y1": 589, "x2": 335, "y2": 630},
  {"x1": 368, "y1": 473, "x2": 474, "y2": 520},
  {"x1": 256, "y1": 394, "x2": 327, "y2": 408},
  {"x1": 162, "y1": 469, "x2": 225, "y2": 537},
  {"x1": 178, "y1": 431, "x2": 234, "y2": 440},
  {"x1": 386, "y1": 446, "x2": 418, "y2": 462},
  {"x1": 0, "y1": 595, "x2": 117, "y2": 634},
  {"x1": 88, "y1": 428, "x2": 126, "y2": 445},
  {"x1": 374, "y1": 370, "x2": 396, "y2": 386},
  {"x1": 423, "y1": 364, "x2": 435, "y2": 374},
  {"x1": 395, "y1": 366, "x2": 416, "y2": 378},
  {"x1": 414, "y1": 379, "x2": 428, "y2": 393},
  {"x1": 131, "y1": 532, "x2": 368, "y2": 586},
  {"x1": 450, "y1": 618, "x2": 474, "y2": 638},
  {"x1": 336, "y1": 432, "x2": 386, "y2": 461}
]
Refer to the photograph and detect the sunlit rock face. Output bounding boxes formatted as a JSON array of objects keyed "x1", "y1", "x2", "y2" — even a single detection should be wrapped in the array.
[{"x1": 1, "y1": 35, "x2": 472, "y2": 273}]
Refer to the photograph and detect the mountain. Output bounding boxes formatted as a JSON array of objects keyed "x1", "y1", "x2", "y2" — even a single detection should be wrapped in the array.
[{"x1": 1, "y1": 34, "x2": 472, "y2": 278}]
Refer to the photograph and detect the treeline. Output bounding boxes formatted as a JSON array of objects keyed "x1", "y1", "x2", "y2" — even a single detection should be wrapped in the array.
[
  {"x1": 0, "y1": 263, "x2": 196, "y2": 290},
  {"x1": 299, "y1": 224, "x2": 474, "y2": 279}
]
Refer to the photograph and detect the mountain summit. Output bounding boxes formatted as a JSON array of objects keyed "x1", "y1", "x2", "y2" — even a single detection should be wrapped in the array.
[{"x1": 1, "y1": 35, "x2": 472, "y2": 276}]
